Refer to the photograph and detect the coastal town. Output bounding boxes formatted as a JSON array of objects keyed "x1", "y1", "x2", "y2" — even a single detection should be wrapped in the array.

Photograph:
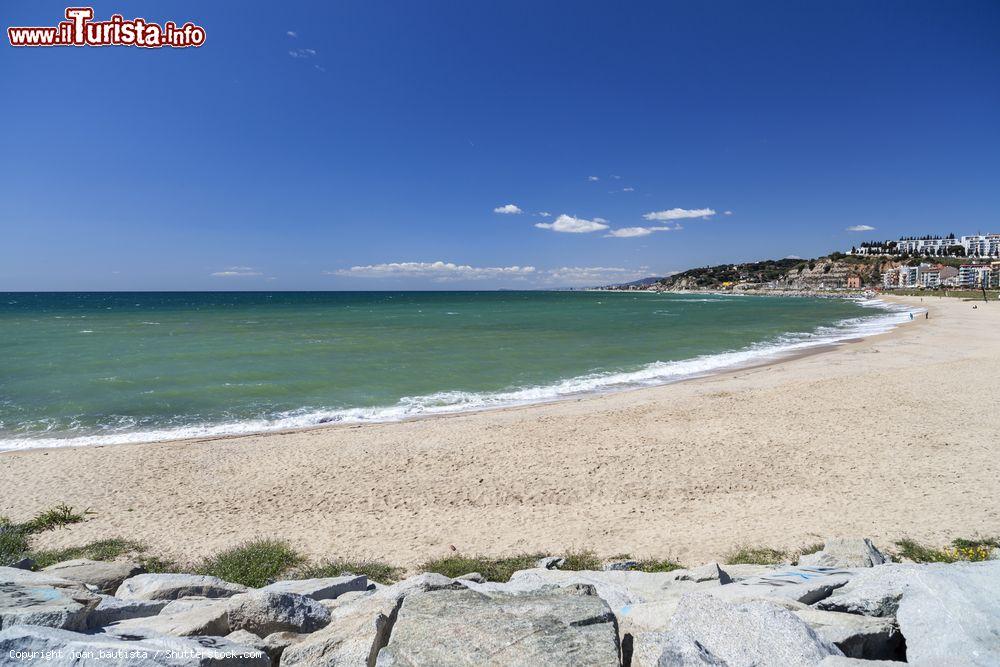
[
  {"x1": 851, "y1": 233, "x2": 1000, "y2": 290},
  {"x1": 606, "y1": 232, "x2": 1000, "y2": 293}
]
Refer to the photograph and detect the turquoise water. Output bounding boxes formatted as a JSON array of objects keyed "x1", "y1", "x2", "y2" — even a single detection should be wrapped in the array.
[{"x1": 0, "y1": 291, "x2": 906, "y2": 450}]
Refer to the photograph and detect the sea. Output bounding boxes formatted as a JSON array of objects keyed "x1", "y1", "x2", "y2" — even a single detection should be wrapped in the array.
[{"x1": 0, "y1": 291, "x2": 912, "y2": 452}]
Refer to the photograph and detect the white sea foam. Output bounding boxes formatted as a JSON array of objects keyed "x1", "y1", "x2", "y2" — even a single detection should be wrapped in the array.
[{"x1": 0, "y1": 299, "x2": 918, "y2": 452}]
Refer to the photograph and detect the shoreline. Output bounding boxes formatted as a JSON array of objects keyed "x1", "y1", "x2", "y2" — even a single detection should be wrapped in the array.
[
  {"x1": 4, "y1": 295, "x2": 997, "y2": 568},
  {"x1": 0, "y1": 295, "x2": 914, "y2": 454}
]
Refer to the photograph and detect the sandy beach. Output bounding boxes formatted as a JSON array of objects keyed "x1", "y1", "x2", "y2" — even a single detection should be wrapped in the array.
[{"x1": 2, "y1": 295, "x2": 998, "y2": 567}]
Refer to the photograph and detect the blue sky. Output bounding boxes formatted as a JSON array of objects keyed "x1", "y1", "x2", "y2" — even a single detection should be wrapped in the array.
[{"x1": 2, "y1": 0, "x2": 998, "y2": 290}]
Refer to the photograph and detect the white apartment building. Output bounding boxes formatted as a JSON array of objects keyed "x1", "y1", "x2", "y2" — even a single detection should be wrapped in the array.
[
  {"x1": 960, "y1": 234, "x2": 1000, "y2": 257},
  {"x1": 895, "y1": 237, "x2": 958, "y2": 255},
  {"x1": 850, "y1": 232, "x2": 999, "y2": 257}
]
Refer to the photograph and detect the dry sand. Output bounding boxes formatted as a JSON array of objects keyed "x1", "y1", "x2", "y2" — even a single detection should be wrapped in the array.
[{"x1": 3, "y1": 295, "x2": 998, "y2": 567}]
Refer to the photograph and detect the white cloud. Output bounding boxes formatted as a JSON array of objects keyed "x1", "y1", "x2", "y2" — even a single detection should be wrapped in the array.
[
  {"x1": 286, "y1": 31, "x2": 298, "y2": 38},
  {"x1": 544, "y1": 266, "x2": 646, "y2": 285},
  {"x1": 587, "y1": 176, "x2": 600, "y2": 181},
  {"x1": 784, "y1": 255, "x2": 803, "y2": 260},
  {"x1": 535, "y1": 214, "x2": 609, "y2": 234},
  {"x1": 622, "y1": 187, "x2": 635, "y2": 192},
  {"x1": 537, "y1": 211, "x2": 551, "y2": 217},
  {"x1": 724, "y1": 210, "x2": 733, "y2": 215},
  {"x1": 330, "y1": 261, "x2": 536, "y2": 281},
  {"x1": 610, "y1": 174, "x2": 622, "y2": 180},
  {"x1": 605, "y1": 225, "x2": 678, "y2": 238},
  {"x1": 289, "y1": 48, "x2": 316, "y2": 58},
  {"x1": 643, "y1": 208, "x2": 716, "y2": 221},
  {"x1": 211, "y1": 266, "x2": 262, "y2": 277},
  {"x1": 846, "y1": 225, "x2": 876, "y2": 232},
  {"x1": 329, "y1": 260, "x2": 656, "y2": 287},
  {"x1": 493, "y1": 204, "x2": 522, "y2": 214}
]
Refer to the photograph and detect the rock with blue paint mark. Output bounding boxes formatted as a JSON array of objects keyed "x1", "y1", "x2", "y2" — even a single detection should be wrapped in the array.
[
  {"x1": 707, "y1": 566, "x2": 857, "y2": 606},
  {"x1": 0, "y1": 625, "x2": 269, "y2": 666},
  {"x1": 0, "y1": 567, "x2": 100, "y2": 631}
]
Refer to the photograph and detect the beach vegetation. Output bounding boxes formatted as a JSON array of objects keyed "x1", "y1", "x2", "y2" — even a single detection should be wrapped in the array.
[
  {"x1": 0, "y1": 505, "x2": 92, "y2": 567},
  {"x1": 197, "y1": 539, "x2": 305, "y2": 587},
  {"x1": 27, "y1": 538, "x2": 174, "y2": 572},
  {"x1": 560, "y1": 549, "x2": 603, "y2": 571},
  {"x1": 633, "y1": 558, "x2": 684, "y2": 573},
  {"x1": 0, "y1": 520, "x2": 31, "y2": 567},
  {"x1": 420, "y1": 553, "x2": 545, "y2": 583},
  {"x1": 291, "y1": 558, "x2": 403, "y2": 585},
  {"x1": 724, "y1": 546, "x2": 788, "y2": 565},
  {"x1": 895, "y1": 538, "x2": 998, "y2": 564},
  {"x1": 23, "y1": 504, "x2": 88, "y2": 533}
]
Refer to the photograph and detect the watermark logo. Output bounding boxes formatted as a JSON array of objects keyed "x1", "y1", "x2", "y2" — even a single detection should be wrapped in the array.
[{"x1": 8, "y1": 7, "x2": 206, "y2": 48}]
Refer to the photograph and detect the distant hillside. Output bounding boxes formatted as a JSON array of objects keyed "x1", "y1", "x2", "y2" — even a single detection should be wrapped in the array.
[{"x1": 613, "y1": 276, "x2": 664, "y2": 288}]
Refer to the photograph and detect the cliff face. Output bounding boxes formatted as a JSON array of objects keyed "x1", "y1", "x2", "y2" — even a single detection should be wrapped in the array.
[{"x1": 767, "y1": 258, "x2": 883, "y2": 290}]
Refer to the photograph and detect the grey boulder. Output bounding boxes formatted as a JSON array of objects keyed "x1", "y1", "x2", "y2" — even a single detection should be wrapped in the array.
[
  {"x1": 43, "y1": 558, "x2": 145, "y2": 594},
  {"x1": 261, "y1": 575, "x2": 368, "y2": 601},
  {"x1": 0, "y1": 574, "x2": 99, "y2": 631},
  {"x1": 0, "y1": 624, "x2": 269, "y2": 666},
  {"x1": 375, "y1": 584, "x2": 619, "y2": 666},
  {"x1": 281, "y1": 593, "x2": 403, "y2": 666},
  {"x1": 0, "y1": 626, "x2": 270, "y2": 667},
  {"x1": 116, "y1": 573, "x2": 248, "y2": 601},
  {"x1": 676, "y1": 562, "x2": 733, "y2": 585},
  {"x1": 708, "y1": 566, "x2": 854, "y2": 606},
  {"x1": 0, "y1": 567, "x2": 87, "y2": 590},
  {"x1": 894, "y1": 560, "x2": 1000, "y2": 666},
  {"x1": 656, "y1": 593, "x2": 843, "y2": 666},
  {"x1": 798, "y1": 538, "x2": 886, "y2": 569},
  {"x1": 603, "y1": 560, "x2": 640, "y2": 571},
  {"x1": 107, "y1": 598, "x2": 230, "y2": 637},
  {"x1": 794, "y1": 608, "x2": 903, "y2": 660},
  {"x1": 227, "y1": 590, "x2": 331, "y2": 636},
  {"x1": 86, "y1": 594, "x2": 170, "y2": 629}
]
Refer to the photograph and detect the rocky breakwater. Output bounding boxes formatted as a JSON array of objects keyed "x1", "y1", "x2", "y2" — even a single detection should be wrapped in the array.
[{"x1": 1, "y1": 537, "x2": 998, "y2": 666}]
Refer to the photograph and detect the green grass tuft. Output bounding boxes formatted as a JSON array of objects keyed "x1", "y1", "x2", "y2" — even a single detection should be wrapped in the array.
[
  {"x1": 560, "y1": 550, "x2": 603, "y2": 571},
  {"x1": 950, "y1": 536, "x2": 1000, "y2": 550},
  {"x1": 23, "y1": 504, "x2": 88, "y2": 533},
  {"x1": 724, "y1": 546, "x2": 788, "y2": 565},
  {"x1": 894, "y1": 539, "x2": 957, "y2": 563},
  {"x1": 0, "y1": 521, "x2": 31, "y2": 567},
  {"x1": 28, "y1": 538, "x2": 153, "y2": 569},
  {"x1": 634, "y1": 558, "x2": 683, "y2": 573},
  {"x1": 197, "y1": 539, "x2": 305, "y2": 587},
  {"x1": 895, "y1": 538, "x2": 997, "y2": 564},
  {"x1": 420, "y1": 553, "x2": 545, "y2": 583},
  {"x1": 291, "y1": 558, "x2": 402, "y2": 585}
]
